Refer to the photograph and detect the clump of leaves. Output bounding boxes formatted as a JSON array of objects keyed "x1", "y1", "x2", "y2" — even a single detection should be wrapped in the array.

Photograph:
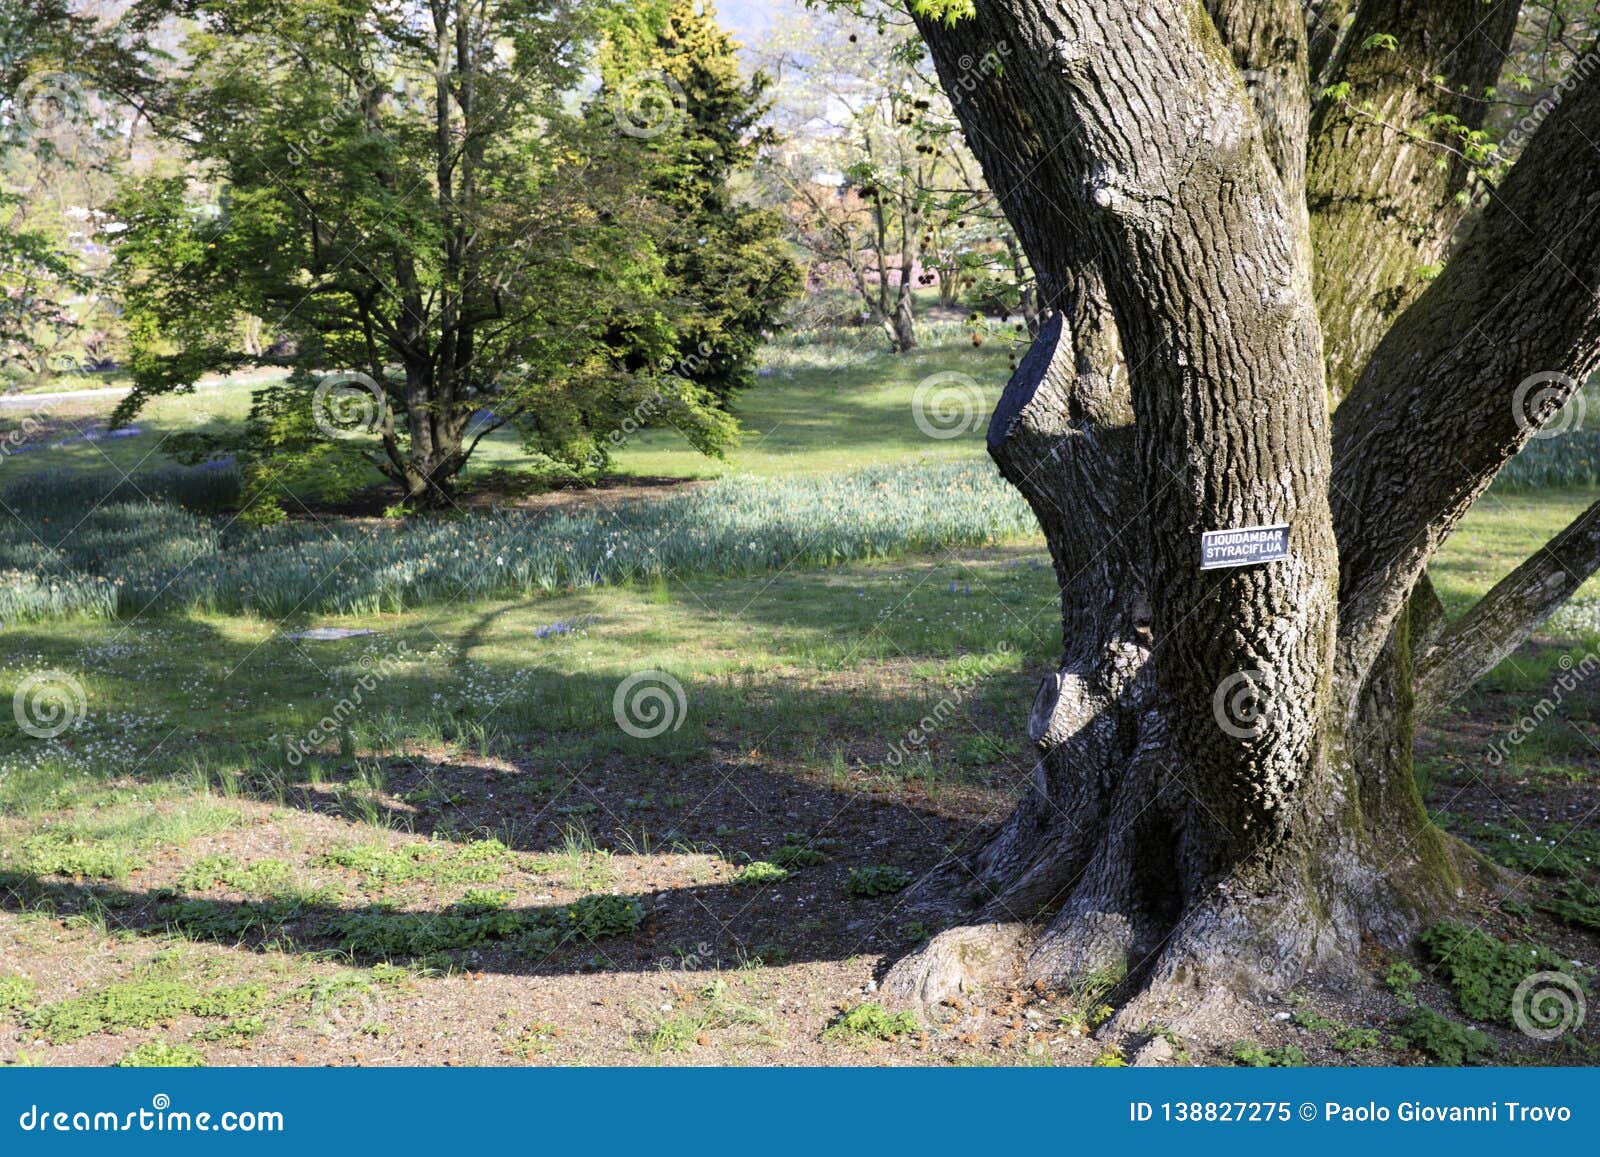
[
  {"x1": 823, "y1": 1002, "x2": 918, "y2": 1042},
  {"x1": 1229, "y1": 1041, "x2": 1306, "y2": 1067},
  {"x1": 317, "y1": 839, "x2": 511, "y2": 887},
  {"x1": 733, "y1": 861, "x2": 790, "y2": 886},
  {"x1": 27, "y1": 981, "x2": 269, "y2": 1044},
  {"x1": 768, "y1": 832, "x2": 841, "y2": 869},
  {"x1": 1391, "y1": 1005, "x2": 1496, "y2": 1066},
  {"x1": 1384, "y1": 960, "x2": 1422, "y2": 1003},
  {"x1": 177, "y1": 855, "x2": 294, "y2": 895},
  {"x1": 0, "y1": 973, "x2": 36, "y2": 1015},
  {"x1": 645, "y1": 979, "x2": 770, "y2": 1055},
  {"x1": 1293, "y1": 1009, "x2": 1342, "y2": 1033},
  {"x1": 1333, "y1": 1026, "x2": 1382, "y2": 1052},
  {"x1": 116, "y1": 1040, "x2": 207, "y2": 1067},
  {"x1": 1417, "y1": 921, "x2": 1586, "y2": 1025},
  {"x1": 1090, "y1": 1047, "x2": 1128, "y2": 1067},
  {"x1": 844, "y1": 865, "x2": 914, "y2": 897},
  {"x1": 19, "y1": 833, "x2": 138, "y2": 881}
]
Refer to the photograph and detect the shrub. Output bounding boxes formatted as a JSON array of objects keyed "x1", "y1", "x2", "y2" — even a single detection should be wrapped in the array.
[
  {"x1": 822, "y1": 1003, "x2": 917, "y2": 1042},
  {"x1": 845, "y1": 865, "x2": 913, "y2": 897}
]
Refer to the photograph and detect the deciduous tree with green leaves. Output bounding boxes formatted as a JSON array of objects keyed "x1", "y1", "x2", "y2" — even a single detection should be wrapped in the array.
[{"x1": 107, "y1": 0, "x2": 742, "y2": 509}]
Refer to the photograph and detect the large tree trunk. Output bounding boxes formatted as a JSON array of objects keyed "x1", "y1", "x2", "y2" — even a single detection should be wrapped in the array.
[{"x1": 881, "y1": 0, "x2": 1600, "y2": 1035}]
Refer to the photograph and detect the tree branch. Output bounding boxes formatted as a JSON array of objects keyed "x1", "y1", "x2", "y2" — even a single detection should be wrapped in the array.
[
  {"x1": 1331, "y1": 69, "x2": 1600, "y2": 695},
  {"x1": 1414, "y1": 496, "x2": 1600, "y2": 715}
]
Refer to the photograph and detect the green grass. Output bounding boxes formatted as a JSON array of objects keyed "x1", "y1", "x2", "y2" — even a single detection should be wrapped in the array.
[
  {"x1": 0, "y1": 548, "x2": 1049, "y2": 803},
  {"x1": 0, "y1": 460, "x2": 1037, "y2": 623}
]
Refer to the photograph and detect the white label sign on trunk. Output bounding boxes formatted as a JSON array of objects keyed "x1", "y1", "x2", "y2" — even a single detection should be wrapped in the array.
[{"x1": 1200, "y1": 523, "x2": 1289, "y2": 570}]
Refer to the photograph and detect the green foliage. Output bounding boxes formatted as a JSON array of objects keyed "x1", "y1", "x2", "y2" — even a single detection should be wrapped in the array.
[
  {"x1": 27, "y1": 981, "x2": 268, "y2": 1044},
  {"x1": 116, "y1": 1040, "x2": 207, "y2": 1068},
  {"x1": 177, "y1": 855, "x2": 293, "y2": 895},
  {"x1": 595, "y1": 0, "x2": 800, "y2": 408},
  {"x1": 1292, "y1": 1009, "x2": 1342, "y2": 1033},
  {"x1": 0, "y1": 460, "x2": 1036, "y2": 622},
  {"x1": 1493, "y1": 430, "x2": 1600, "y2": 491},
  {"x1": 822, "y1": 1002, "x2": 917, "y2": 1042},
  {"x1": 1333, "y1": 1026, "x2": 1382, "y2": 1052},
  {"x1": 109, "y1": 0, "x2": 746, "y2": 502},
  {"x1": 732, "y1": 861, "x2": 789, "y2": 886},
  {"x1": 316, "y1": 840, "x2": 512, "y2": 888},
  {"x1": 1384, "y1": 960, "x2": 1423, "y2": 1002},
  {"x1": 0, "y1": 974, "x2": 37, "y2": 1016},
  {"x1": 769, "y1": 835, "x2": 838, "y2": 869},
  {"x1": 1229, "y1": 1041, "x2": 1306, "y2": 1067},
  {"x1": 644, "y1": 978, "x2": 770, "y2": 1054},
  {"x1": 1417, "y1": 921, "x2": 1586, "y2": 1025},
  {"x1": 844, "y1": 865, "x2": 913, "y2": 897},
  {"x1": 1391, "y1": 1005, "x2": 1497, "y2": 1066}
]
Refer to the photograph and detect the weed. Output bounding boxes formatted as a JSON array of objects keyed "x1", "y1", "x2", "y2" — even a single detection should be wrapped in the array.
[
  {"x1": 177, "y1": 855, "x2": 294, "y2": 895},
  {"x1": 27, "y1": 981, "x2": 269, "y2": 1044},
  {"x1": 1333, "y1": 1026, "x2": 1382, "y2": 1052},
  {"x1": 644, "y1": 979, "x2": 770, "y2": 1054},
  {"x1": 190, "y1": 1016, "x2": 268, "y2": 1046},
  {"x1": 1293, "y1": 1009, "x2": 1343, "y2": 1034},
  {"x1": 1229, "y1": 1041, "x2": 1306, "y2": 1067},
  {"x1": 822, "y1": 1002, "x2": 917, "y2": 1042},
  {"x1": 844, "y1": 865, "x2": 914, "y2": 897},
  {"x1": 1418, "y1": 920, "x2": 1588, "y2": 1025},
  {"x1": 0, "y1": 974, "x2": 37, "y2": 1015},
  {"x1": 1391, "y1": 1005, "x2": 1497, "y2": 1065},
  {"x1": 316, "y1": 839, "x2": 511, "y2": 888},
  {"x1": 733, "y1": 861, "x2": 789, "y2": 886},
  {"x1": 116, "y1": 1040, "x2": 207, "y2": 1067},
  {"x1": 1384, "y1": 960, "x2": 1422, "y2": 1003}
]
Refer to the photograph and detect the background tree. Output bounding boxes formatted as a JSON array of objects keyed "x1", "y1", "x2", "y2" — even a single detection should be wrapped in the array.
[
  {"x1": 594, "y1": 0, "x2": 800, "y2": 408},
  {"x1": 764, "y1": 1, "x2": 1024, "y2": 350},
  {"x1": 872, "y1": 0, "x2": 1600, "y2": 1037},
  {"x1": 106, "y1": 0, "x2": 740, "y2": 509}
]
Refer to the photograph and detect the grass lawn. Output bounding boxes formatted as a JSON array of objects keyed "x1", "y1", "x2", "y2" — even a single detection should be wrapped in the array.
[{"x1": 4, "y1": 327, "x2": 1014, "y2": 491}]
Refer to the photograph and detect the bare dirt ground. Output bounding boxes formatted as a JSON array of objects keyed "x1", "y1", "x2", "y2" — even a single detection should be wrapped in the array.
[{"x1": 3, "y1": 650, "x2": 1596, "y2": 1068}]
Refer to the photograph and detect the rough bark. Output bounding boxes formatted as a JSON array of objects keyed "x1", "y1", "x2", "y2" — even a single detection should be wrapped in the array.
[
  {"x1": 881, "y1": 0, "x2": 1600, "y2": 1037},
  {"x1": 1332, "y1": 69, "x2": 1600, "y2": 696},
  {"x1": 1307, "y1": 0, "x2": 1521, "y2": 399}
]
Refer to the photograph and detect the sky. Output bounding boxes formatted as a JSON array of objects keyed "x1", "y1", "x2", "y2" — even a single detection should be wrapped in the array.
[{"x1": 716, "y1": 0, "x2": 800, "y2": 48}]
